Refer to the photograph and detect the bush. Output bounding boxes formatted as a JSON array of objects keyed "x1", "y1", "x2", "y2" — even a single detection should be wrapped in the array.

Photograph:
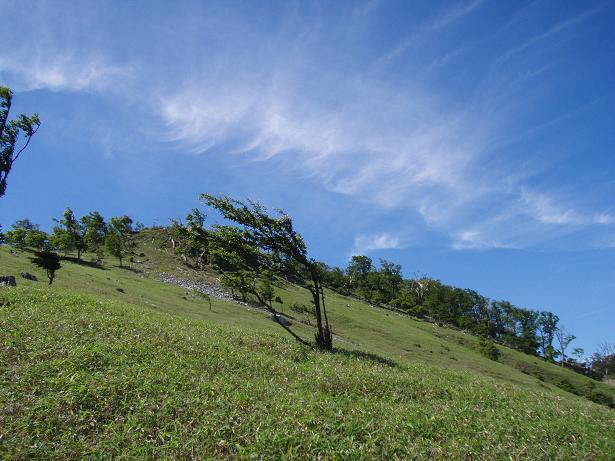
[
  {"x1": 588, "y1": 391, "x2": 614, "y2": 408},
  {"x1": 555, "y1": 379, "x2": 577, "y2": 394},
  {"x1": 288, "y1": 302, "x2": 314, "y2": 316},
  {"x1": 476, "y1": 337, "x2": 500, "y2": 361}
]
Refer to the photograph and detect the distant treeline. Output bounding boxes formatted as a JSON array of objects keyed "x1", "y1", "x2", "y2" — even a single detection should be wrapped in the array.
[
  {"x1": 0, "y1": 209, "x2": 141, "y2": 267},
  {"x1": 316, "y1": 256, "x2": 563, "y2": 358}
]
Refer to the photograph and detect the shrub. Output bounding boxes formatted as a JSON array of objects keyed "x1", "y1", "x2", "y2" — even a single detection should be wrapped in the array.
[
  {"x1": 476, "y1": 337, "x2": 500, "y2": 361},
  {"x1": 289, "y1": 302, "x2": 314, "y2": 316},
  {"x1": 588, "y1": 392, "x2": 614, "y2": 408}
]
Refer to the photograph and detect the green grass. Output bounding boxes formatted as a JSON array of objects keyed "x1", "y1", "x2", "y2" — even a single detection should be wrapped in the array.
[
  {"x1": 1, "y1": 235, "x2": 615, "y2": 458},
  {"x1": 2, "y1": 238, "x2": 614, "y2": 405},
  {"x1": 1, "y1": 287, "x2": 614, "y2": 460}
]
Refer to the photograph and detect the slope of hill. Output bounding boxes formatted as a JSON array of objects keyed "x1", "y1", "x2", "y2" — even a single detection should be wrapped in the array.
[
  {"x1": 2, "y1": 287, "x2": 614, "y2": 459},
  {"x1": 1, "y1": 233, "x2": 614, "y2": 458}
]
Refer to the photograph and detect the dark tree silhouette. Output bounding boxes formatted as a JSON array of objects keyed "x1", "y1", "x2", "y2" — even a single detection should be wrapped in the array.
[{"x1": 30, "y1": 251, "x2": 61, "y2": 285}]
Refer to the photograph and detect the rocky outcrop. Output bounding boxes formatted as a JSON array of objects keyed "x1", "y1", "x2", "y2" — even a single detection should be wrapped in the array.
[
  {"x1": 20, "y1": 272, "x2": 37, "y2": 281},
  {"x1": 158, "y1": 272, "x2": 247, "y2": 305},
  {"x1": 0, "y1": 276, "x2": 16, "y2": 287}
]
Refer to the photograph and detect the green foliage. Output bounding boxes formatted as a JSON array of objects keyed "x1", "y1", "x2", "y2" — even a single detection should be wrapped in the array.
[
  {"x1": 289, "y1": 302, "x2": 315, "y2": 316},
  {"x1": 476, "y1": 337, "x2": 500, "y2": 361},
  {"x1": 201, "y1": 193, "x2": 332, "y2": 349},
  {"x1": 80, "y1": 211, "x2": 107, "y2": 262},
  {"x1": 51, "y1": 208, "x2": 86, "y2": 259},
  {"x1": 4, "y1": 218, "x2": 48, "y2": 249},
  {"x1": 538, "y1": 311, "x2": 559, "y2": 360},
  {"x1": 588, "y1": 391, "x2": 614, "y2": 408},
  {"x1": 105, "y1": 216, "x2": 134, "y2": 267},
  {"x1": 168, "y1": 208, "x2": 209, "y2": 268},
  {"x1": 0, "y1": 86, "x2": 41, "y2": 198},
  {"x1": 589, "y1": 342, "x2": 615, "y2": 380},
  {"x1": 29, "y1": 250, "x2": 61, "y2": 285},
  {"x1": 316, "y1": 255, "x2": 562, "y2": 362},
  {"x1": 556, "y1": 327, "x2": 576, "y2": 367}
]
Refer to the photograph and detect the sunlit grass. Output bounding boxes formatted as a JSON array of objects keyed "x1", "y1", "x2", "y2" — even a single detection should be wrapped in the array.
[{"x1": 1, "y1": 287, "x2": 614, "y2": 459}]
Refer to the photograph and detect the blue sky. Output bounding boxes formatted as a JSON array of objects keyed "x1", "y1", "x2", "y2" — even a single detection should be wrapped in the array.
[{"x1": 1, "y1": 0, "x2": 614, "y2": 355}]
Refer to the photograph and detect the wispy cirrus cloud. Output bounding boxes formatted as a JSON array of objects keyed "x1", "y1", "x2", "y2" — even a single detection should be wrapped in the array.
[
  {"x1": 153, "y1": 1, "x2": 614, "y2": 252},
  {"x1": 0, "y1": 0, "x2": 133, "y2": 93},
  {"x1": 0, "y1": 54, "x2": 131, "y2": 92},
  {"x1": 351, "y1": 233, "x2": 403, "y2": 256},
  {"x1": 376, "y1": 0, "x2": 485, "y2": 64},
  {"x1": 519, "y1": 189, "x2": 613, "y2": 226},
  {"x1": 5, "y1": 0, "x2": 612, "y2": 254},
  {"x1": 496, "y1": 4, "x2": 606, "y2": 64}
]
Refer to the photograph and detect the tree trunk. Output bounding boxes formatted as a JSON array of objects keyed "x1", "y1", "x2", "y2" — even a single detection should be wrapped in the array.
[{"x1": 309, "y1": 264, "x2": 332, "y2": 350}]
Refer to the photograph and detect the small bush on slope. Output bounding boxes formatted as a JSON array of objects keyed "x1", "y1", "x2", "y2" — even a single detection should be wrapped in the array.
[
  {"x1": 476, "y1": 337, "x2": 501, "y2": 362},
  {"x1": 1, "y1": 287, "x2": 614, "y2": 460}
]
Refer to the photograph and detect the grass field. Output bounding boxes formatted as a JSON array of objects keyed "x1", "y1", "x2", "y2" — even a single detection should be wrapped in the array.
[
  {"x1": 1, "y1": 234, "x2": 614, "y2": 459},
  {"x1": 2, "y1": 288, "x2": 614, "y2": 459}
]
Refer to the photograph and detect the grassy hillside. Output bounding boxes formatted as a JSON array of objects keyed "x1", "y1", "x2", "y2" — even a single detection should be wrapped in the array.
[
  {"x1": 2, "y1": 234, "x2": 612, "y2": 406},
  {"x1": 1, "y1": 287, "x2": 614, "y2": 459},
  {"x1": 1, "y1": 233, "x2": 614, "y2": 458}
]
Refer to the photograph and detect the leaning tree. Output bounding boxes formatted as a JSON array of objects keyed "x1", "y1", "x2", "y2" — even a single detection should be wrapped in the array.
[
  {"x1": 0, "y1": 86, "x2": 40, "y2": 199},
  {"x1": 201, "y1": 193, "x2": 333, "y2": 350}
]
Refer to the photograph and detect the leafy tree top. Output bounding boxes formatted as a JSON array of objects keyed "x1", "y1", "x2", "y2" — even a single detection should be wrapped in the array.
[
  {"x1": 0, "y1": 86, "x2": 41, "y2": 198},
  {"x1": 201, "y1": 194, "x2": 308, "y2": 266}
]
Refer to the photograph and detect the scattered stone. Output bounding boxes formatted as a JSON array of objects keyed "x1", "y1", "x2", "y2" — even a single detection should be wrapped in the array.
[
  {"x1": 116, "y1": 288, "x2": 125, "y2": 293},
  {"x1": 0, "y1": 276, "x2": 17, "y2": 287},
  {"x1": 20, "y1": 272, "x2": 37, "y2": 281},
  {"x1": 158, "y1": 272, "x2": 247, "y2": 305}
]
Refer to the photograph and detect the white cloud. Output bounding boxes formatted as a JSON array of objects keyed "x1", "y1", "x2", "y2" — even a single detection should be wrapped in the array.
[
  {"x1": 5, "y1": 0, "x2": 612, "y2": 253},
  {"x1": 595, "y1": 213, "x2": 614, "y2": 225},
  {"x1": 0, "y1": 54, "x2": 131, "y2": 92},
  {"x1": 519, "y1": 189, "x2": 614, "y2": 226},
  {"x1": 351, "y1": 233, "x2": 403, "y2": 255},
  {"x1": 451, "y1": 230, "x2": 512, "y2": 251},
  {"x1": 156, "y1": 43, "x2": 614, "y2": 252},
  {"x1": 376, "y1": 0, "x2": 484, "y2": 64}
]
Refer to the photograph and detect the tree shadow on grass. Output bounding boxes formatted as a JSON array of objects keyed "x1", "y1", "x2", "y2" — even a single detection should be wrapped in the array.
[
  {"x1": 60, "y1": 256, "x2": 108, "y2": 270},
  {"x1": 119, "y1": 266, "x2": 145, "y2": 274},
  {"x1": 332, "y1": 348, "x2": 398, "y2": 368}
]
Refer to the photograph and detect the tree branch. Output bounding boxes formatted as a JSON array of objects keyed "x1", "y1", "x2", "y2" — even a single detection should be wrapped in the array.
[{"x1": 12, "y1": 124, "x2": 39, "y2": 164}]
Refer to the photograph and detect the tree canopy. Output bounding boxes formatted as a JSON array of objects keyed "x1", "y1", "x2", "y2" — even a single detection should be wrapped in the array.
[
  {"x1": 201, "y1": 193, "x2": 333, "y2": 349},
  {"x1": 29, "y1": 250, "x2": 61, "y2": 285},
  {"x1": 0, "y1": 86, "x2": 40, "y2": 199}
]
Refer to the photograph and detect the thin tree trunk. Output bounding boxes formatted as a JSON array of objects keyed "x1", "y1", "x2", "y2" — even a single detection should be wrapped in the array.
[{"x1": 309, "y1": 264, "x2": 332, "y2": 350}]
